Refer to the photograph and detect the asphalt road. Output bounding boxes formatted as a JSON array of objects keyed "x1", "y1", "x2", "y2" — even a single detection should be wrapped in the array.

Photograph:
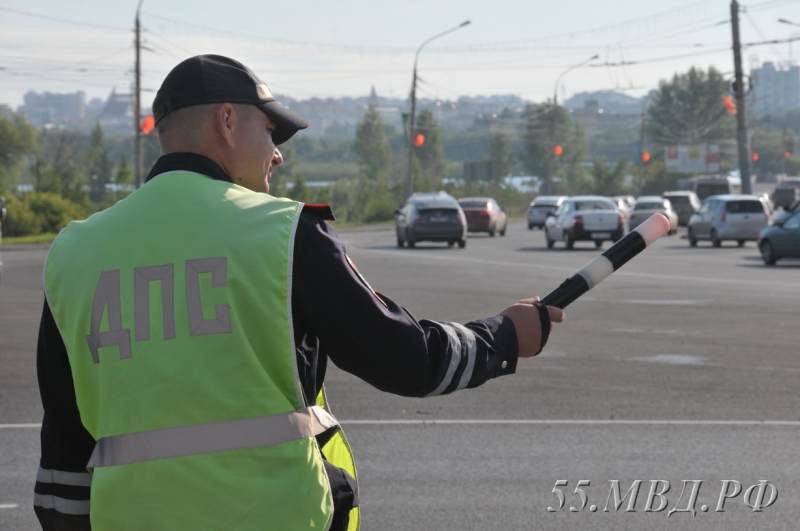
[{"x1": 2, "y1": 220, "x2": 799, "y2": 530}]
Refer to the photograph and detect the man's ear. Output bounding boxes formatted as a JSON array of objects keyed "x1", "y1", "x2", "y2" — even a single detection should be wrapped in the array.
[{"x1": 215, "y1": 103, "x2": 237, "y2": 148}]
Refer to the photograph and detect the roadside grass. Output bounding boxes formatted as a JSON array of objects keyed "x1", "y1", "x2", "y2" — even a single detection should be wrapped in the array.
[{"x1": 2, "y1": 233, "x2": 58, "y2": 245}]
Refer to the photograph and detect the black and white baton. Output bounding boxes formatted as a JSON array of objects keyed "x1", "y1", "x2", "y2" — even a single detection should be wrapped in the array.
[{"x1": 539, "y1": 213, "x2": 671, "y2": 309}]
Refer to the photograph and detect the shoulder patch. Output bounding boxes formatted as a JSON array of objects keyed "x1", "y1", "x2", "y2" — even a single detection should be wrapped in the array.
[{"x1": 302, "y1": 203, "x2": 336, "y2": 221}]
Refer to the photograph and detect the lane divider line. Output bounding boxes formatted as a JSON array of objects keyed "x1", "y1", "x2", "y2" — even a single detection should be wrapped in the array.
[{"x1": 7, "y1": 420, "x2": 799, "y2": 430}]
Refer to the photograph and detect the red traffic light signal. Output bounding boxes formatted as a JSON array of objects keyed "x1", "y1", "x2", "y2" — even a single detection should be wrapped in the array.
[
  {"x1": 723, "y1": 96, "x2": 736, "y2": 115},
  {"x1": 413, "y1": 133, "x2": 425, "y2": 147},
  {"x1": 553, "y1": 145, "x2": 563, "y2": 156},
  {"x1": 141, "y1": 115, "x2": 155, "y2": 135},
  {"x1": 785, "y1": 151, "x2": 792, "y2": 159},
  {"x1": 752, "y1": 152, "x2": 759, "y2": 162},
  {"x1": 641, "y1": 151, "x2": 651, "y2": 163}
]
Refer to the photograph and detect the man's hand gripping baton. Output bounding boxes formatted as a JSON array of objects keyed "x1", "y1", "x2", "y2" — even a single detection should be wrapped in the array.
[{"x1": 539, "y1": 213, "x2": 671, "y2": 309}]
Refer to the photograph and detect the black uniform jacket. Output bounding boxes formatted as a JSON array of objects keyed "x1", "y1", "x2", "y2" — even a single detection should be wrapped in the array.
[{"x1": 34, "y1": 153, "x2": 520, "y2": 530}]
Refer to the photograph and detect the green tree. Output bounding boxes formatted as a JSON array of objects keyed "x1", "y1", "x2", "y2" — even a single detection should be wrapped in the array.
[
  {"x1": 485, "y1": 132, "x2": 515, "y2": 180},
  {"x1": 115, "y1": 153, "x2": 133, "y2": 185},
  {"x1": 591, "y1": 157, "x2": 630, "y2": 196},
  {"x1": 288, "y1": 174, "x2": 310, "y2": 203},
  {"x1": 270, "y1": 141, "x2": 299, "y2": 197},
  {"x1": 525, "y1": 103, "x2": 590, "y2": 194},
  {"x1": 646, "y1": 66, "x2": 734, "y2": 148},
  {"x1": 88, "y1": 123, "x2": 112, "y2": 203},
  {"x1": 414, "y1": 109, "x2": 447, "y2": 187},
  {"x1": 33, "y1": 130, "x2": 90, "y2": 204},
  {"x1": 640, "y1": 159, "x2": 680, "y2": 195},
  {"x1": 0, "y1": 114, "x2": 39, "y2": 192},
  {"x1": 354, "y1": 103, "x2": 391, "y2": 182}
]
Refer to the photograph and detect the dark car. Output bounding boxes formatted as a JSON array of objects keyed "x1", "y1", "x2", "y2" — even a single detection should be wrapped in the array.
[
  {"x1": 662, "y1": 191, "x2": 701, "y2": 226},
  {"x1": 458, "y1": 197, "x2": 507, "y2": 237},
  {"x1": 759, "y1": 211, "x2": 800, "y2": 265},
  {"x1": 772, "y1": 178, "x2": 800, "y2": 210},
  {"x1": 769, "y1": 197, "x2": 800, "y2": 227},
  {"x1": 396, "y1": 192, "x2": 467, "y2": 248}
]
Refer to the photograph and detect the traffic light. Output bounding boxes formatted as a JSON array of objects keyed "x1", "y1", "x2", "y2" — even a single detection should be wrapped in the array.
[
  {"x1": 413, "y1": 133, "x2": 425, "y2": 147},
  {"x1": 752, "y1": 152, "x2": 759, "y2": 162},
  {"x1": 723, "y1": 96, "x2": 736, "y2": 115},
  {"x1": 785, "y1": 151, "x2": 792, "y2": 159},
  {"x1": 641, "y1": 151, "x2": 651, "y2": 163},
  {"x1": 553, "y1": 145, "x2": 563, "y2": 156},
  {"x1": 141, "y1": 115, "x2": 155, "y2": 135}
]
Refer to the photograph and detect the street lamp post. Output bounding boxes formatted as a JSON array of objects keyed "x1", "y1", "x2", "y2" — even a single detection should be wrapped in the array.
[
  {"x1": 545, "y1": 54, "x2": 599, "y2": 195},
  {"x1": 778, "y1": 18, "x2": 800, "y2": 61},
  {"x1": 406, "y1": 20, "x2": 471, "y2": 198}
]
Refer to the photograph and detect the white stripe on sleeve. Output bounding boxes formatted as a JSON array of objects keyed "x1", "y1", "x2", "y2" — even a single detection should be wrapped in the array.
[
  {"x1": 449, "y1": 322, "x2": 477, "y2": 391},
  {"x1": 425, "y1": 323, "x2": 462, "y2": 397}
]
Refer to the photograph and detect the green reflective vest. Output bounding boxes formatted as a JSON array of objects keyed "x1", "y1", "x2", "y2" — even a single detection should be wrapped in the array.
[{"x1": 45, "y1": 171, "x2": 359, "y2": 530}]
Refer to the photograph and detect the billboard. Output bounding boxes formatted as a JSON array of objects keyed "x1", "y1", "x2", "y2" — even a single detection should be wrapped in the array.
[{"x1": 665, "y1": 145, "x2": 720, "y2": 173}]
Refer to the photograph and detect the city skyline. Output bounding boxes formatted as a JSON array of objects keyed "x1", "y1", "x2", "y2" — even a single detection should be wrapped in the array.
[{"x1": 1, "y1": 0, "x2": 799, "y2": 110}]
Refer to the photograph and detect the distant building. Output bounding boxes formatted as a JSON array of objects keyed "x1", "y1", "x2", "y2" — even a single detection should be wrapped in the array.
[
  {"x1": 86, "y1": 98, "x2": 106, "y2": 122},
  {"x1": 563, "y1": 90, "x2": 648, "y2": 114},
  {"x1": 751, "y1": 62, "x2": 800, "y2": 117},
  {"x1": 97, "y1": 89, "x2": 133, "y2": 131},
  {"x1": 19, "y1": 90, "x2": 86, "y2": 126}
]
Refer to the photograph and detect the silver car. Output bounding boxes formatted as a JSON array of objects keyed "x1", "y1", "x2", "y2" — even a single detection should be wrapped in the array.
[
  {"x1": 544, "y1": 195, "x2": 627, "y2": 249},
  {"x1": 688, "y1": 194, "x2": 770, "y2": 247},
  {"x1": 527, "y1": 195, "x2": 567, "y2": 230},
  {"x1": 629, "y1": 196, "x2": 678, "y2": 235}
]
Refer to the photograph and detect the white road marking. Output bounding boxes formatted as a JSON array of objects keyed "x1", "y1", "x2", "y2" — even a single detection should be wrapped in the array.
[
  {"x1": 341, "y1": 419, "x2": 800, "y2": 426},
  {"x1": 361, "y1": 248, "x2": 800, "y2": 290},
  {"x1": 632, "y1": 354, "x2": 708, "y2": 365},
  {"x1": 0, "y1": 504, "x2": 19, "y2": 509},
  {"x1": 8, "y1": 420, "x2": 800, "y2": 428}
]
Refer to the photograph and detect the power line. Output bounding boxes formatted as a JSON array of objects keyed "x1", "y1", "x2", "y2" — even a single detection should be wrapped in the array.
[{"x1": 0, "y1": 6, "x2": 129, "y2": 32}]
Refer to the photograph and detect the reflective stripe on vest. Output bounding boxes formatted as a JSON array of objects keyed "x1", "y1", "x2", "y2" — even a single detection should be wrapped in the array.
[{"x1": 89, "y1": 405, "x2": 338, "y2": 467}]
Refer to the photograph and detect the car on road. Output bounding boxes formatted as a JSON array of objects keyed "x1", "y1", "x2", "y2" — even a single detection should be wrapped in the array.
[
  {"x1": 0, "y1": 196, "x2": 6, "y2": 284},
  {"x1": 687, "y1": 194, "x2": 770, "y2": 247},
  {"x1": 629, "y1": 196, "x2": 678, "y2": 234},
  {"x1": 758, "y1": 211, "x2": 800, "y2": 265},
  {"x1": 662, "y1": 190, "x2": 701, "y2": 226},
  {"x1": 772, "y1": 178, "x2": 800, "y2": 210},
  {"x1": 612, "y1": 195, "x2": 635, "y2": 222},
  {"x1": 770, "y1": 197, "x2": 800, "y2": 227},
  {"x1": 458, "y1": 197, "x2": 507, "y2": 237},
  {"x1": 395, "y1": 192, "x2": 467, "y2": 248},
  {"x1": 527, "y1": 195, "x2": 566, "y2": 230},
  {"x1": 544, "y1": 195, "x2": 627, "y2": 249}
]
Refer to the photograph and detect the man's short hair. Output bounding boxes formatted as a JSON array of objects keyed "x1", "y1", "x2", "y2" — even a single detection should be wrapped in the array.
[{"x1": 156, "y1": 103, "x2": 256, "y2": 138}]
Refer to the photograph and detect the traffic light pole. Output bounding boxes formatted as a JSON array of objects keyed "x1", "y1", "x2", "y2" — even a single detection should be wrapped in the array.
[
  {"x1": 547, "y1": 55, "x2": 598, "y2": 196},
  {"x1": 730, "y1": 0, "x2": 753, "y2": 194},
  {"x1": 405, "y1": 21, "x2": 470, "y2": 199},
  {"x1": 134, "y1": 0, "x2": 144, "y2": 189}
]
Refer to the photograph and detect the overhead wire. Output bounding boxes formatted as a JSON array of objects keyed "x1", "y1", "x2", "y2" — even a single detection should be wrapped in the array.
[{"x1": 0, "y1": 6, "x2": 129, "y2": 32}]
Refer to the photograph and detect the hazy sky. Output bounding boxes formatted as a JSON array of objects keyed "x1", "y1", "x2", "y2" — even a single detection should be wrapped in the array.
[{"x1": 1, "y1": 0, "x2": 799, "y2": 109}]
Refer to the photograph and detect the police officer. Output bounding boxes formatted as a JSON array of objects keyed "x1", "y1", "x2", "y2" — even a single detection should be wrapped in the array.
[{"x1": 34, "y1": 55, "x2": 564, "y2": 531}]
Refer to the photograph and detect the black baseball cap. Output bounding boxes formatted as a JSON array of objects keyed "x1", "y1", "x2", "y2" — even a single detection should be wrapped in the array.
[{"x1": 152, "y1": 55, "x2": 309, "y2": 145}]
